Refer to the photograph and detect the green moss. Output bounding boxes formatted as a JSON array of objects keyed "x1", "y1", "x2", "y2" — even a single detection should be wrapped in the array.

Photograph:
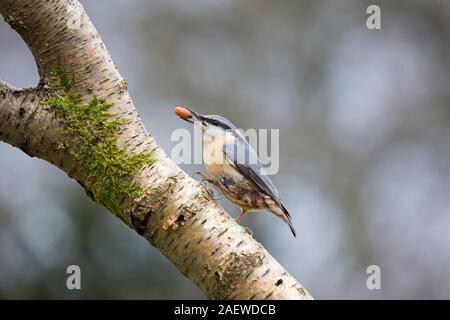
[{"x1": 46, "y1": 65, "x2": 155, "y2": 215}]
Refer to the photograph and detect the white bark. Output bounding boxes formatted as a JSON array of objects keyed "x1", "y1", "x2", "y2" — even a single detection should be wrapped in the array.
[{"x1": 0, "y1": 0, "x2": 312, "y2": 300}]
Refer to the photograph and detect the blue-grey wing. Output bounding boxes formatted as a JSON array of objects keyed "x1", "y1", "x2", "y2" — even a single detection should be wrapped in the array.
[
  {"x1": 223, "y1": 134, "x2": 281, "y2": 204},
  {"x1": 223, "y1": 133, "x2": 295, "y2": 235}
]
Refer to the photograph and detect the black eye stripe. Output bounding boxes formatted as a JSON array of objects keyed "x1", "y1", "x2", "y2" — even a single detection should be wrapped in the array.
[
  {"x1": 210, "y1": 119, "x2": 221, "y2": 126},
  {"x1": 206, "y1": 117, "x2": 232, "y2": 129}
]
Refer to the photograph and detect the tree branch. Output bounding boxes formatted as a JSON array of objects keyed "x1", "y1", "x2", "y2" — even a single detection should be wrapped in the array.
[{"x1": 0, "y1": 0, "x2": 312, "y2": 299}]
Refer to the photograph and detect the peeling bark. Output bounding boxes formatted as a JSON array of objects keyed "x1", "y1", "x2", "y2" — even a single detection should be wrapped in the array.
[{"x1": 0, "y1": 0, "x2": 313, "y2": 300}]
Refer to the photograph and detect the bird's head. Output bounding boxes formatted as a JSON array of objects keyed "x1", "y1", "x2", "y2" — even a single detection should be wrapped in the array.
[{"x1": 174, "y1": 106, "x2": 236, "y2": 132}]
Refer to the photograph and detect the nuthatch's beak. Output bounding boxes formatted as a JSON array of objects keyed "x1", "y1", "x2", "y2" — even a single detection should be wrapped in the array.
[{"x1": 174, "y1": 106, "x2": 204, "y2": 124}]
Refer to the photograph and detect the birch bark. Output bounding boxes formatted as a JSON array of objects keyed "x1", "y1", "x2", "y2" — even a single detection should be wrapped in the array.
[{"x1": 0, "y1": 0, "x2": 312, "y2": 300}]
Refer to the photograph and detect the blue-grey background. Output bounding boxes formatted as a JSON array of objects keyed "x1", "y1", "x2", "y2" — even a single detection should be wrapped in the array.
[{"x1": 1, "y1": 0, "x2": 450, "y2": 299}]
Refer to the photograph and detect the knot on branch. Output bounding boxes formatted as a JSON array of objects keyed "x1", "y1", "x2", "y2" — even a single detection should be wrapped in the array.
[
  {"x1": 211, "y1": 252, "x2": 263, "y2": 299},
  {"x1": 127, "y1": 175, "x2": 178, "y2": 235}
]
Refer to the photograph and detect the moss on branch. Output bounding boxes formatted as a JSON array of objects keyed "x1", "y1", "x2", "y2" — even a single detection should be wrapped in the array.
[{"x1": 45, "y1": 65, "x2": 155, "y2": 215}]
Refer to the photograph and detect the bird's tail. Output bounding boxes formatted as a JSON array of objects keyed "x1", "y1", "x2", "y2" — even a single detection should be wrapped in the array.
[
  {"x1": 277, "y1": 203, "x2": 297, "y2": 237},
  {"x1": 282, "y1": 204, "x2": 297, "y2": 237}
]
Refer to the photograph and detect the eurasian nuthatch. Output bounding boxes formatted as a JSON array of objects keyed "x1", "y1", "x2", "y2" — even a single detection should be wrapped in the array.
[{"x1": 175, "y1": 106, "x2": 296, "y2": 237}]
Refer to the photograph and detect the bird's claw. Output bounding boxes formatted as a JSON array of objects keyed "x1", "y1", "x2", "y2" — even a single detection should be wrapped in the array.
[
  {"x1": 194, "y1": 172, "x2": 223, "y2": 200},
  {"x1": 204, "y1": 187, "x2": 223, "y2": 201},
  {"x1": 235, "y1": 209, "x2": 247, "y2": 223},
  {"x1": 194, "y1": 171, "x2": 213, "y2": 183}
]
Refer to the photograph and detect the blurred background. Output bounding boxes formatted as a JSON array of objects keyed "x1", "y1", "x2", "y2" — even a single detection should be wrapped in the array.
[{"x1": 1, "y1": 0, "x2": 450, "y2": 299}]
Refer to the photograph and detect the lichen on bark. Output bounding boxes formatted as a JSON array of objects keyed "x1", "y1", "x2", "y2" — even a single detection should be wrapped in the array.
[{"x1": 45, "y1": 65, "x2": 155, "y2": 215}]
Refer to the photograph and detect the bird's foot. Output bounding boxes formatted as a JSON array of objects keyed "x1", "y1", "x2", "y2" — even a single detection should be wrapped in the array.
[
  {"x1": 193, "y1": 173, "x2": 222, "y2": 201},
  {"x1": 235, "y1": 209, "x2": 247, "y2": 223},
  {"x1": 235, "y1": 210, "x2": 253, "y2": 236},
  {"x1": 193, "y1": 171, "x2": 213, "y2": 184},
  {"x1": 204, "y1": 187, "x2": 223, "y2": 201},
  {"x1": 194, "y1": 171, "x2": 223, "y2": 199}
]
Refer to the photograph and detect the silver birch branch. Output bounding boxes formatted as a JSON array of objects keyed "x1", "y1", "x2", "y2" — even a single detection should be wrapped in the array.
[{"x1": 0, "y1": 0, "x2": 312, "y2": 300}]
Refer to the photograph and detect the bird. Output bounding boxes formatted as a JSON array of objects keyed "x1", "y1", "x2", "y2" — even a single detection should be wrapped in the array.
[{"x1": 174, "y1": 106, "x2": 296, "y2": 237}]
